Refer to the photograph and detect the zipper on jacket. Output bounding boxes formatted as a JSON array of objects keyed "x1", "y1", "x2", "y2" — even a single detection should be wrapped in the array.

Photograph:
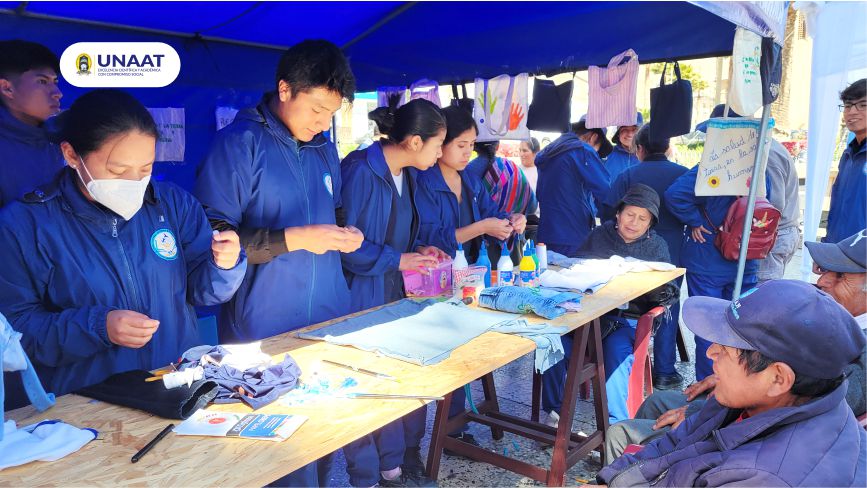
[
  {"x1": 297, "y1": 143, "x2": 315, "y2": 325},
  {"x1": 112, "y1": 218, "x2": 141, "y2": 310}
]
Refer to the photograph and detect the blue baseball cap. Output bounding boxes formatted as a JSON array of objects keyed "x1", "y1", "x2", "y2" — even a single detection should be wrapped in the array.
[
  {"x1": 682, "y1": 280, "x2": 865, "y2": 379},
  {"x1": 695, "y1": 104, "x2": 743, "y2": 133},
  {"x1": 805, "y1": 229, "x2": 867, "y2": 273}
]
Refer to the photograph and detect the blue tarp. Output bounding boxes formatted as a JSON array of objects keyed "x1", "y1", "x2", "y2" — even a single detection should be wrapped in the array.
[{"x1": 0, "y1": 1, "x2": 764, "y2": 189}]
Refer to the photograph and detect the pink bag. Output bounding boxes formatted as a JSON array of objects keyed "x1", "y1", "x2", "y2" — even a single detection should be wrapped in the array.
[{"x1": 586, "y1": 49, "x2": 639, "y2": 129}]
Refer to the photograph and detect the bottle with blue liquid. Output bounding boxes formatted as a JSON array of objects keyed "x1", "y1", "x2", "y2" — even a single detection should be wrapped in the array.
[{"x1": 474, "y1": 240, "x2": 492, "y2": 287}]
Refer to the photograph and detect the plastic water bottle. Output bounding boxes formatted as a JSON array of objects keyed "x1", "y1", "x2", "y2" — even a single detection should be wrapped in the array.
[
  {"x1": 519, "y1": 242, "x2": 537, "y2": 287},
  {"x1": 496, "y1": 242, "x2": 514, "y2": 286},
  {"x1": 537, "y1": 243, "x2": 548, "y2": 272},
  {"x1": 453, "y1": 243, "x2": 468, "y2": 293},
  {"x1": 474, "y1": 240, "x2": 492, "y2": 287},
  {"x1": 530, "y1": 240, "x2": 540, "y2": 277}
]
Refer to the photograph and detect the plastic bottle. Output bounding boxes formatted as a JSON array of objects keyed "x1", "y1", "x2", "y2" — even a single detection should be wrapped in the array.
[
  {"x1": 519, "y1": 244, "x2": 537, "y2": 288},
  {"x1": 474, "y1": 240, "x2": 492, "y2": 287},
  {"x1": 452, "y1": 243, "x2": 468, "y2": 294},
  {"x1": 496, "y1": 242, "x2": 514, "y2": 286},
  {"x1": 529, "y1": 240, "x2": 540, "y2": 276},
  {"x1": 537, "y1": 243, "x2": 548, "y2": 272}
]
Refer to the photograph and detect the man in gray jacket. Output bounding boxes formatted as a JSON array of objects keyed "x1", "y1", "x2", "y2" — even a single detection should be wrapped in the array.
[{"x1": 597, "y1": 280, "x2": 866, "y2": 487}]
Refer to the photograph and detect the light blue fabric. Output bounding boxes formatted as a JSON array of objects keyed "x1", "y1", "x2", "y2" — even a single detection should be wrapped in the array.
[
  {"x1": 478, "y1": 286, "x2": 581, "y2": 320},
  {"x1": 491, "y1": 319, "x2": 567, "y2": 373},
  {"x1": 298, "y1": 299, "x2": 518, "y2": 366},
  {"x1": 1, "y1": 315, "x2": 54, "y2": 441}
]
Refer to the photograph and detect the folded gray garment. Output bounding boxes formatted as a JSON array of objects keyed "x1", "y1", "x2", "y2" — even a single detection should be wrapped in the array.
[{"x1": 299, "y1": 299, "x2": 518, "y2": 366}]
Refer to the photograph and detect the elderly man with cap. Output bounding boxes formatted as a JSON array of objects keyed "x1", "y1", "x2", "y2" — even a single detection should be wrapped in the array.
[
  {"x1": 806, "y1": 228, "x2": 867, "y2": 417},
  {"x1": 542, "y1": 184, "x2": 672, "y2": 425},
  {"x1": 596, "y1": 280, "x2": 867, "y2": 487},
  {"x1": 605, "y1": 112, "x2": 643, "y2": 182}
]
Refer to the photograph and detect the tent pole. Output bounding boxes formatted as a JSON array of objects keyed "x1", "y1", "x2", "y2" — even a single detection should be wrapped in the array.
[{"x1": 733, "y1": 103, "x2": 772, "y2": 298}]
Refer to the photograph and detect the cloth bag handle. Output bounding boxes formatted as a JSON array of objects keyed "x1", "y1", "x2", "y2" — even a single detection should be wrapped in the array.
[{"x1": 659, "y1": 61, "x2": 683, "y2": 86}]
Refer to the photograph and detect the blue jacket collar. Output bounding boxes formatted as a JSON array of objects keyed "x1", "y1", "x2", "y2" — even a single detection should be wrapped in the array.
[
  {"x1": 252, "y1": 93, "x2": 328, "y2": 150},
  {"x1": 536, "y1": 133, "x2": 590, "y2": 166},
  {"x1": 643, "y1": 154, "x2": 670, "y2": 162},
  {"x1": 708, "y1": 381, "x2": 848, "y2": 452},
  {"x1": 426, "y1": 163, "x2": 475, "y2": 194},
  {"x1": 364, "y1": 142, "x2": 420, "y2": 187},
  {"x1": 0, "y1": 104, "x2": 50, "y2": 145}
]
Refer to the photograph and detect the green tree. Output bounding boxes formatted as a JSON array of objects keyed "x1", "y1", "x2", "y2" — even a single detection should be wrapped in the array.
[{"x1": 649, "y1": 62, "x2": 708, "y2": 92}]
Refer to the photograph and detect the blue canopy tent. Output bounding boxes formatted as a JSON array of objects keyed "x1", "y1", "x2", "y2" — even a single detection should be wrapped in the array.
[{"x1": 0, "y1": 1, "x2": 784, "y2": 188}]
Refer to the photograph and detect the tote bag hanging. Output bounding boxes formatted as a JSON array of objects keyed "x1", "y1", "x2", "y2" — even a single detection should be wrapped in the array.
[
  {"x1": 377, "y1": 86, "x2": 408, "y2": 109},
  {"x1": 473, "y1": 73, "x2": 529, "y2": 142},
  {"x1": 648, "y1": 61, "x2": 693, "y2": 140},
  {"x1": 450, "y1": 83, "x2": 475, "y2": 114},
  {"x1": 527, "y1": 78, "x2": 573, "y2": 133},
  {"x1": 586, "y1": 49, "x2": 639, "y2": 129},
  {"x1": 729, "y1": 27, "x2": 764, "y2": 116},
  {"x1": 409, "y1": 78, "x2": 442, "y2": 107}
]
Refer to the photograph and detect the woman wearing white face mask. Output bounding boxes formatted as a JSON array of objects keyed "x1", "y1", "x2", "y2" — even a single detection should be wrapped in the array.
[{"x1": 0, "y1": 89, "x2": 247, "y2": 410}]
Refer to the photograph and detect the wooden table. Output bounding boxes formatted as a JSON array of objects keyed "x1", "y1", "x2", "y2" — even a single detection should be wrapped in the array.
[{"x1": 2, "y1": 269, "x2": 683, "y2": 487}]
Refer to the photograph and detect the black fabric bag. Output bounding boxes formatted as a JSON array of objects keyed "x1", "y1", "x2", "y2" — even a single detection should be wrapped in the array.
[
  {"x1": 527, "y1": 78, "x2": 573, "y2": 133},
  {"x1": 760, "y1": 37, "x2": 783, "y2": 105},
  {"x1": 649, "y1": 61, "x2": 693, "y2": 140},
  {"x1": 450, "y1": 83, "x2": 474, "y2": 114},
  {"x1": 77, "y1": 370, "x2": 219, "y2": 419}
]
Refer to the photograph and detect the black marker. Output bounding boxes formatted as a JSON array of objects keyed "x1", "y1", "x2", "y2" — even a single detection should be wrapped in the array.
[{"x1": 131, "y1": 423, "x2": 174, "y2": 463}]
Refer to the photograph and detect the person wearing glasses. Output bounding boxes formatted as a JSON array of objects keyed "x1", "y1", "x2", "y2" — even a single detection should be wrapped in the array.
[{"x1": 826, "y1": 79, "x2": 866, "y2": 243}]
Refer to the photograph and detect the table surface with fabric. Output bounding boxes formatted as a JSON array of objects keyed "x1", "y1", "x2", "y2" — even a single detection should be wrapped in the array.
[{"x1": 2, "y1": 268, "x2": 683, "y2": 487}]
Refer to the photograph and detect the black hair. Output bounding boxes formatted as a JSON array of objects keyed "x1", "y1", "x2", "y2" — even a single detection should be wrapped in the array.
[
  {"x1": 275, "y1": 40, "x2": 356, "y2": 102},
  {"x1": 368, "y1": 98, "x2": 445, "y2": 145},
  {"x1": 0, "y1": 40, "x2": 59, "y2": 79},
  {"x1": 57, "y1": 89, "x2": 158, "y2": 157},
  {"x1": 738, "y1": 349, "x2": 844, "y2": 399},
  {"x1": 523, "y1": 137, "x2": 540, "y2": 154},
  {"x1": 571, "y1": 120, "x2": 613, "y2": 158},
  {"x1": 840, "y1": 78, "x2": 866, "y2": 103},
  {"x1": 474, "y1": 141, "x2": 499, "y2": 160},
  {"x1": 441, "y1": 105, "x2": 477, "y2": 145},
  {"x1": 634, "y1": 124, "x2": 670, "y2": 156}
]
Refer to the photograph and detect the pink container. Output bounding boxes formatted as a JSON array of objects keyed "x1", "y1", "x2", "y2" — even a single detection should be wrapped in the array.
[{"x1": 402, "y1": 259, "x2": 453, "y2": 297}]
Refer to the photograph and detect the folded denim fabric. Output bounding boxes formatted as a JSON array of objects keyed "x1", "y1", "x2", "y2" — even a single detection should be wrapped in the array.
[
  {"x1": 491, "y1": 320, "x2": 568, "y2": 373},
  {"x1": 478, "y1": 286, "x2": 582, "y2": 319},
  {"x1": 299, "y1": 299, "x2": 517, "y2": 366},
  {"x1": 77, "y1": 370, "x2": 218, "y2": 419}
]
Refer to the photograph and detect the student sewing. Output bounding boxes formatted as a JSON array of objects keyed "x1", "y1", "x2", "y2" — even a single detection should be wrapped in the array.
[
  {"x1": 415, "y1": 105, "x2": 527, "y2": 452},
  {"x1": 416, "y1": 105, "x2": 527, "y2": 265},
  {"x1": 0, "y1": 89, "x2": 246, "y2": 410},
  {"x1": 339, "y1": 98, "x2": 448, "y2": 487}
]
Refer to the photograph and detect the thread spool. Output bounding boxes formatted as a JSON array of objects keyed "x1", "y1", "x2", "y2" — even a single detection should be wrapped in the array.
[{"x1": 162, "y1": 366, "x2": 204, "y2": 389}]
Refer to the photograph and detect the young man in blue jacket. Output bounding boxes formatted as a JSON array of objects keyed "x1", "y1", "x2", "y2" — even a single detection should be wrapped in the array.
[
  {"x1": 193, "y1": 40, "x2": 362, "y2": 487},
  {"x1": 597, "y1": 280, "x2": 866, "y2": 487},
  {"x1": 536, "y1": 118, "x2": 612, "y2": 256},
  {"x1": 826, "y1": 79, "x2": 866, "y2": 243},
  {"x1": 0, "y1": 40, "x2": 64, "y2": 207}
]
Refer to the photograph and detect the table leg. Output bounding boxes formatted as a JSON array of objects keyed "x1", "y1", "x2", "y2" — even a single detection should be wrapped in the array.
[
  {"x1": 481, "y1": 373, "x2": 504, "y2": 440},
  {"x1": 531, "y1": 371, "x2": 541, "y2": 422},
  {"x1": 425, "y1": 391, "x2": 453, "y2": 480},
  {"x1": 546, "y1": 321, "x2": 591, "y2": 486},
  {"x1": 588, "y1": 318, "x2": 610, "y2": 465}
]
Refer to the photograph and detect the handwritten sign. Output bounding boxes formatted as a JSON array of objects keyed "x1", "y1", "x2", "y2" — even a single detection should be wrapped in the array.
[
  {"x1": 695, "y1": 117, "x2": 774, "y2": 197},
  {"x1": 216, "y1": 106, "x2": 239, "y2": 131},
  {"x1": 147, "y1": 107, "x2": 185, "y2": 162}
]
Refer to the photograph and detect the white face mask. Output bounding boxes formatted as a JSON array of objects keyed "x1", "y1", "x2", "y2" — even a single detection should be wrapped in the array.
[{"x1": 75, "y1": 157, "x2": 150, "y2": 221}]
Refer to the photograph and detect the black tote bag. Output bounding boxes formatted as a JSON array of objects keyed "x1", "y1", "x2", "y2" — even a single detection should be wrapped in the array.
[
  {"x1": 527, "y1": 78, "x2": 573, "y2": 133},
  {"x1": 450, "y1": 83, "x2": 475, "y2": 114},
  {"x1": 649, "y1": 61, "x2": 693, "y2": 140}
]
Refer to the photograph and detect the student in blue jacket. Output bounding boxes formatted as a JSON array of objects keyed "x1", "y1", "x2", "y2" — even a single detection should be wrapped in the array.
[
  {"x1": 0, "y1": 89, "x2": 246, "y2": 410},
  {"x1": 535, "y1": 119, "x2": 612, "y2": 256},
  {"x1": 602, "y1": 126, "x2": 688, "y2": 390},
  {"x1": 416, "y1": 106, "x2": 526, "y2": 265},
  {"x1": 664, "y1": 112, "x2": 770, "y2": 380},
  {"x1": 194, "y1": 40, "x2": 363, "y2": 344},
  {"x1": 339, "y1": 99, "x2": 448, "y2": 487},
  {"x1": 415, "y1": 106, "x2": 526, "y2": 452},
  {"x1": 604, "y1": 112, "x2": 643, "y2": 182},
  {"x1": 0, "y1": 40, "x2": 65, "y2": 207},
  {"x1": 826, "y1": 79, "x2": 866, "y2": 243}
]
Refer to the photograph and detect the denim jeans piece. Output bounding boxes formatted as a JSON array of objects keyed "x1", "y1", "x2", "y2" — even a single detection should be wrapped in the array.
[
  {"x1": 299, "y1": 300, "x2": 518, "y2": 366},
  {"x1": 478, "y1": 286, "x2": 582, "y2": 320}
]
